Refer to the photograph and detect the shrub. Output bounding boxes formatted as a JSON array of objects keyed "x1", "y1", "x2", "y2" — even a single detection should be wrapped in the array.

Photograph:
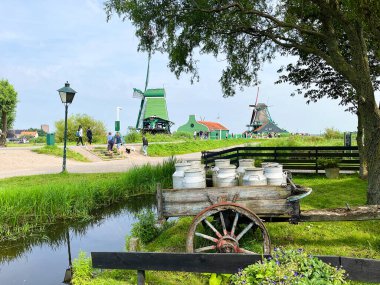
[
  {"x1": 230, "y1": 248, "x2": 348, "y2": 285},
  {"x1": 54, "y1": 114, "x2": 106, "y2": 143},
  {"x1": 124, "y1": 130, "x2": 141, "y2": 143},
  {"x1": 131, "y1": 209, "x2": 161, "y2": 244},
  {"x1": 323, "y1": 127, "x2": 342, "y2": 140},
  {"x1": 319, "y1": 158, "x2": 340, "y2": 169},
  {"x1": 130, "y1": 209, "x2": 174, "y2": 244}
]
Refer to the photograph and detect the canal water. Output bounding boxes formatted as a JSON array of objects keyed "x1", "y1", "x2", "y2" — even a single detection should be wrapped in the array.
[{"x1": 0, "y1": 194, "x2": 156, "y2": 285}]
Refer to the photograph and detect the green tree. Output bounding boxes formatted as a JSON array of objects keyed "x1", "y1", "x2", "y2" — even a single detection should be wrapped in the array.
[
  {"x1": 105, "y1": 0, "x2": 380, "y2": 204},
  {"x1": 54, "y1": 114, "x2": 107, "y2": 143},
  {"x1": 0, "y1": 80, "x2": 18, "y2": 146}
]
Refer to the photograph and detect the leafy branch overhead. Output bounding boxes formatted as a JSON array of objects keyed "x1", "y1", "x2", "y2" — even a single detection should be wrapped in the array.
[
  {"x1": 105, "y1": 0, "x2": 380, "y2": 204},
  {"x1": 105, "y1": 1, "x2": 380, "y2": 98}
]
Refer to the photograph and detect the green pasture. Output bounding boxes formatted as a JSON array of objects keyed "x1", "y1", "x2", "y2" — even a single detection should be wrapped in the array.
[{"x1": 148, "y1": 135, "x2": 351, "y2": 157}]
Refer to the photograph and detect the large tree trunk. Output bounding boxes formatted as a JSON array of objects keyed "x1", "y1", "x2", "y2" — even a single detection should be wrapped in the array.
[
  {"x1": 357, "y1": 85, "x2": 380, "y2": 205},
  {"x1": 0, "y1": 110, "x2": 7, "y2": 146},
  {"x1": 356, "y1": 110, "x2": 368, "y2": 179}
]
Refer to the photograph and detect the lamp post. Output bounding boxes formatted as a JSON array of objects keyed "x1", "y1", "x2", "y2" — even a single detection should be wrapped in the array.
[
  {"x1": 115, "y1": 106, "x2": 122, "y2": 132},
  {"x1": 57, "y1": 81, "x2": 77, "y2": 172}
]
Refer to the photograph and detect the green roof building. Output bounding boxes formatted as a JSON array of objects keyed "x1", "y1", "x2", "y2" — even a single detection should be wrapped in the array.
[{"x1": 177, "y1": 115, "x2": 229, "y2": 140}]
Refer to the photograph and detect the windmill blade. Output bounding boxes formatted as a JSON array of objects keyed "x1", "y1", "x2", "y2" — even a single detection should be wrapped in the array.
[
  {"x1": 250, "y1": 109, "x2": 257, "y2": 125},
  {"x1": 133, "y1": 88, "x2": 144, "y2": 99},
  {"x1": 255, "y1": 87, "x2": 260, "y2": 105}
]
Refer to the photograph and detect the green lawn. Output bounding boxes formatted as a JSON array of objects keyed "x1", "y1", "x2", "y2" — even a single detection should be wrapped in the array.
[{"x1": 32, "y1": 145, "x2": 90, "y2": 162}]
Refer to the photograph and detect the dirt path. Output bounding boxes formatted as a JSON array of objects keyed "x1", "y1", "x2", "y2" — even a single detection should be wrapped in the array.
[{"x1": 0, "y1": 143, "x2": 250, "y2": 179}]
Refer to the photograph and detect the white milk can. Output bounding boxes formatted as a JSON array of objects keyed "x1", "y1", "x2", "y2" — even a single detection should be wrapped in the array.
[
  {"x1": 183, "y1": 169, "x2": 206, "y2": 189},
  {"x1": 242, "y1": 167, "x2": 267, "y2": 186},
  {"x1": 263, "y1": 164, "x2": 286, "y2": 186},
  {"x1": 212, "y1": 159, "x2": 231, "y2": 186},
  {"x1": 237, "y1": 159, "x2": 254, "y2": 185},
  {"x1": 216, "y1": 165, "x2": 238, "y2": 187},
  {"x1": 172, "y1": 162, "x2": 191, "y2": 189}
]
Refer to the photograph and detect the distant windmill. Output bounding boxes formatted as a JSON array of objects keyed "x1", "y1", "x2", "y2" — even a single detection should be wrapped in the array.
[
  {"x1": 132, "y1": 27, "x2": 173, "y2": 134},
  {"x1": 246, "y1": 87, "x2": 287, "y2": 134}
]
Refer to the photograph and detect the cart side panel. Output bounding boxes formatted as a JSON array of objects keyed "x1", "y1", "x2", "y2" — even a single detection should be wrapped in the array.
[
  {"x1": 163, "y1": 199, "x2": 292, "y2": 217},
  {"x1": 162, "y1": 186, "x2": 291, "y2": 203}
]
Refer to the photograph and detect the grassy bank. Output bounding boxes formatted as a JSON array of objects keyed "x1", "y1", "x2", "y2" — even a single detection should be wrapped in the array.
[
  {"x1": 0, "y1": 160, "x2": 175, "y2": 242},
  {"x1": 148, "y1": 135, "x2": 351, "y2": 157},
  {"x1": 32, "y1": 145, "x2": 90, "y2": 162},
  {"x1": 149, "y1": 138, "x2": 250, "y2": 156},
  {"x1": 72, "y1": 174, "x2": 379, "y2": 285}
]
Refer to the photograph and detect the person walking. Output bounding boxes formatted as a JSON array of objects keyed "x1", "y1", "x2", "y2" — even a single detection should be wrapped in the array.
[
  {"x1": 114, "y1": 132, "x2": 123, "y2": 156},
  {"x1": 142, "y1": 135, "x2": 148, "y2": 156},
  {"x1": 76, "y1": 125, "x2": 84, "y2": 146},
  {"x1": 107, "y1": 132, "x2": 114, "y2": 155},
  {"x1": 86, "y1": 127, "x2": 93, "y2": 146}
]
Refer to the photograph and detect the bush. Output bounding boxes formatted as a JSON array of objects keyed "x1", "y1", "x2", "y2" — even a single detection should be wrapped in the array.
[
  {"x1": 130, "y1": 209, "x2": 173, "y2": 244},
  {"x1": 319, "y1": 158, "x2": 340, "y2": 169},
  {"x1": 54, "y1": 114, "x2": 106, "y2": 143},
  {"x1": 131, "y1": 209, "x2": 161, "y2": 244},
  {"x1": 230, "y1": 248, "x2": 347, "y2": 285},
  {"x1": 124, "y1": 130, "x2": 141, "y2": 143},
  {"x1": 323, "y1": 127, "x2": 342, "y2": 140}
]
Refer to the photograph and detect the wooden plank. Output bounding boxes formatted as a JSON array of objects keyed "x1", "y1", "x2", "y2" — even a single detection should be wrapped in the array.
[
  {"x1": 163, "y1": 186, "x2": 291, "y2": 204},
  {"x1": 163, "y1": 199, "x2": 291, "y2": 217},
  {"x1": 341, "y1": 256, "x2": 380, "y2": 283},
  {"x1": 91, "y1": 252, "x2": 264, "y2": 273},
  {"x1": 300, "y1": 205, "x2": 380, "y2": 222}
]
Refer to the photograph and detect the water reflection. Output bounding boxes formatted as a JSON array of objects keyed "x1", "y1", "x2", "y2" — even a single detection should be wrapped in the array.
[{"x1": 0, "y1": 194, "x2": 155, "y2": 284}]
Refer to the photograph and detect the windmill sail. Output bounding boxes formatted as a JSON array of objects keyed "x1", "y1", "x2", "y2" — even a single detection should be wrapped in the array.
[{"x1": 133, "y1": 88, "x2": 144, "y2": 99}]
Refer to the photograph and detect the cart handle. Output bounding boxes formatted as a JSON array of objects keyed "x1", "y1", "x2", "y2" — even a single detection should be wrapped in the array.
[{"x1": 287, "y1": 188, "x2": 313, "y2": 202}]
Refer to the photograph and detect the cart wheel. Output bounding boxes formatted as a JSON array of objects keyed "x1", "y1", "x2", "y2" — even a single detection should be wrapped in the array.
[{"x1": 186, "y1": 203, "x2": 271, "y2": 254}]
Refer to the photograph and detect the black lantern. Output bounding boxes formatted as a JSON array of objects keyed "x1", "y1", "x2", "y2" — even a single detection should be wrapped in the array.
[{"x1": 57, "y1": 81, "x2": 77, "y2": 104}]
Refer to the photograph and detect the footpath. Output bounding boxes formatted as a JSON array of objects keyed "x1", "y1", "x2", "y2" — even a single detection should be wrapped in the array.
[{"x1": 0, "y1": 144, "x2": 201, "y2": 179}]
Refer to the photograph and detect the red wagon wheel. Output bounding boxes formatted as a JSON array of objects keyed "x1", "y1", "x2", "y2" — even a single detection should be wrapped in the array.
[{"x1": 186, "y1": 203, "x2": 271, "y2": 254}]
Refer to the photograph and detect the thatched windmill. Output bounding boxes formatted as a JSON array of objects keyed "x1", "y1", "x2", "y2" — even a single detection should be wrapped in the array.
[{"x1": 247, "y1": 88, "x2": 287, "y2": 134}]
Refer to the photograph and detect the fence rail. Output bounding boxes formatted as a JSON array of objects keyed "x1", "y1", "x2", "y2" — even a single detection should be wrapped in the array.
[
  {"x1": 202, "y1": 146, "x2": 359, "y2": 173},
  {"x1": 91, "y1": 252, "x2": 380, "y2": 284}
]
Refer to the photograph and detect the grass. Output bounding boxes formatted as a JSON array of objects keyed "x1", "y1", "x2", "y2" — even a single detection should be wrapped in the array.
[
  {"x1": 148, "y1": 138, "x2": 251, "y2": 156},
  {"x1": 72, "y1": 174, "x2": 379, "y2": 285},
  {"x1": 147, "y1": 135, "x2": 352, "y2": 157},
  {"x1": 32, "y1": 145, "x2": 90, "y2": 162},
  {"x1": 0, "y1": 160, "x2": 175, "y2": 242}
]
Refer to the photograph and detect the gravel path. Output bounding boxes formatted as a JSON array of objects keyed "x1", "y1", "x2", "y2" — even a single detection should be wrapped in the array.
[
  {"x1": 0, "y1": 145, "x2": 200, "y2": 179},
  {"x1": 0, "y1": 142, "x2": 250, "y2": 179}
]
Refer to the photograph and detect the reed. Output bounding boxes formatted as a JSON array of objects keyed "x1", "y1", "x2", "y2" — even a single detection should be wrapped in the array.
[{"x1": 0, "y1": 159, "x2": 175, "y2": 241}]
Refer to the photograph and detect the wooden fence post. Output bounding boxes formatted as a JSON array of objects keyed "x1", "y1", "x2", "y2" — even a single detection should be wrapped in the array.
[
  {"x1": 315, "y1": 149, "x2": 319, "y2": 174},
  {"x1": 156, "y1": 183, "x2": 164, "y2": 222},
  {"x1": 137, "y1": 270, "x2": 145, "y2": 285}
]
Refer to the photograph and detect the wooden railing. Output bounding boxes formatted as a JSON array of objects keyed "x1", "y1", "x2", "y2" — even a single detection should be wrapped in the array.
[
  {"x1": 202, "y1": 146, "x2": 359, "y2": 173},
  {"x1": 91, "y1": 252, "x2": 380, "y2": 284}
]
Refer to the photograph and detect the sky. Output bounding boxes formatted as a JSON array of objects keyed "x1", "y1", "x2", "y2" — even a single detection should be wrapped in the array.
[{"x1": 1, "y1": 0, "x2": 377, "y2": 135}]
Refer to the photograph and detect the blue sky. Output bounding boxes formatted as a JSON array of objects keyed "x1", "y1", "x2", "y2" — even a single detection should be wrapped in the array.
[{"x1": 1, "y1": 0, "x2": 374, "y2": 135}]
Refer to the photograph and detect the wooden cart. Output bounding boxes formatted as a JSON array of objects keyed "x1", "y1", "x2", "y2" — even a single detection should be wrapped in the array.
[{"x1": 156, "y1": 175, "x2": 312, "y2": 255}]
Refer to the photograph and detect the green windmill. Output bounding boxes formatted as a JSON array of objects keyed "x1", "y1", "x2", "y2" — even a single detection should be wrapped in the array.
[{"x1": 133, "y1": 41, "x2": 173, "y2": 134}]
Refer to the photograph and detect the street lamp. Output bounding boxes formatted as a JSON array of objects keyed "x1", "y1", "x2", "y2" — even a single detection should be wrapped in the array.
[{"x1": 57, "y1": 81, "x2": 77, "y2": 172}]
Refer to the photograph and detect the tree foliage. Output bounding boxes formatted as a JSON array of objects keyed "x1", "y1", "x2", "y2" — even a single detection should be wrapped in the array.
[
  {"x1": 54, "y1": 114, "x2": 107, "y2": 143},
  {"x1": 105, "y1": 0, "x2": 380, "y2": 204},
  {"x1": 0, "y1": 79, "x2": 18, "y2": 145}
]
